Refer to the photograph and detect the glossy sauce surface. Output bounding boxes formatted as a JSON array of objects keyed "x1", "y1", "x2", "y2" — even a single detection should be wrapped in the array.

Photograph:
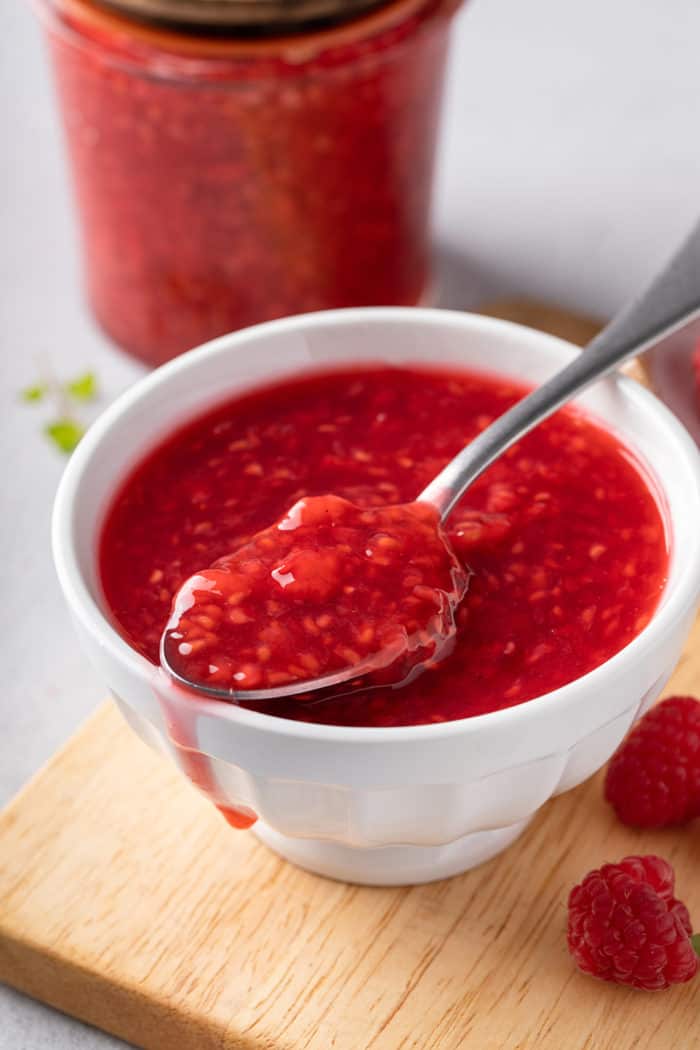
[
  {"x1": 100, "y1": 365, "x2": 669, "y2": 726},
  {"x1": 163, "y1": 495, "x2": 468, "y2": 693}
]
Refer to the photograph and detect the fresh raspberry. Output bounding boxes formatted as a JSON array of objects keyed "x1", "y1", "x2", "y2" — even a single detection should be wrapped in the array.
[
  {"x1": 693, "y1": 342, "x2": 700, "y2": 411},
  {"x1": 567, "y1": 855, "x2": 699, "y2": 990},
  {"x1": 604, "y1": 696, "x2": 700, "y2": 827}
]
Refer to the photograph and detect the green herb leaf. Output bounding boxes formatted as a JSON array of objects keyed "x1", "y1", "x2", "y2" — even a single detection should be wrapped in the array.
[
  {"x1": 45, "y1": 418, "x2": 85, "y2": 454},
  {"x1": 21, "y1": 383, "x2": 48, "y2": 403},
  {"x1": 692, "y1": 933, "x2": 700, "y2": 958},
  {"x1": 66, "y1": 371, "x2": 98, "y2": 402}
]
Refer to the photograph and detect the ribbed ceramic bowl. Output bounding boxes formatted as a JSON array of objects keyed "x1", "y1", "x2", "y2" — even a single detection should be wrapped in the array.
[{"x1": 52, "y1": 308, "x2": 700, "y2": 884}]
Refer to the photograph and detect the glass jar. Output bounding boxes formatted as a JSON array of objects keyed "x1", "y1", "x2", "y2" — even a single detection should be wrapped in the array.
[{"x1": 37, "y1": 0, "x2": 462, "y2": 366}]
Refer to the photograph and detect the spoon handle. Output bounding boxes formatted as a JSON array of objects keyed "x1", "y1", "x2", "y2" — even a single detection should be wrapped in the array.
[{"x1": 420, "y1": 219, "x2": 700, "y2": 520}]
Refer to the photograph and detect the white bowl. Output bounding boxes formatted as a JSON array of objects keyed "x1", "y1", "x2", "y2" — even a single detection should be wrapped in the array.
[{"x1": 52, "y1": 308, "x2": 700, "y2": 885}]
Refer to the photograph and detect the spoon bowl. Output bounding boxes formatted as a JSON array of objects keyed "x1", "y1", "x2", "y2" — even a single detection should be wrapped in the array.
[{"x1": 160, "y1": 496, "x2": 469, "y2": 702}]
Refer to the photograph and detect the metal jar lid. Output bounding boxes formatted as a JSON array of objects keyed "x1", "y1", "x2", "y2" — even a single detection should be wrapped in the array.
[{"x1": 97, "y1": 0, "x2": 390, "y2": 29}]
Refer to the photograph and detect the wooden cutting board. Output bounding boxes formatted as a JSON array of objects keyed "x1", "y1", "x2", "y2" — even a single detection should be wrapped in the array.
[{"x1": 1, "y1": 302, "x2": 697, "y2": 1050}]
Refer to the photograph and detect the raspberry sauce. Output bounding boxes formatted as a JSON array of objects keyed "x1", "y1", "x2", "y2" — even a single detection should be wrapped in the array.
[
  {"x1": 40, "y1": 0, "x2": 457, "y2": 364},
  {"x1": 162, "y1": 495, "x2": 468, "y2": 694},
  {"x1": 100, "y1": 365, "x2": 669, "y2": 726}
]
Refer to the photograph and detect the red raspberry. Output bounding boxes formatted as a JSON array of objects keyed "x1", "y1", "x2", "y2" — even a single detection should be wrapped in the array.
[
  {"x1": 693, "y1": 342, "x2": 700, "y2": 411},
  {"x1": 567, "y1": 855, "x2": 699, "y2": 990},
  {"x1": 604, "y1": 696, "x2": 700, "y2": 827}
]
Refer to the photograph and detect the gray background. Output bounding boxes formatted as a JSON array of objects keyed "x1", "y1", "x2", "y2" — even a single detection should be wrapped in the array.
[{"x1": 2, "y1": 0, "x2": 700, "y2": 1045}]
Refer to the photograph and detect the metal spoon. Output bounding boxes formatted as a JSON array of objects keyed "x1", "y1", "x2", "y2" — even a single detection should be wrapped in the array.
[{"x1": 162, "y1": 218, "x2": 700, "y2": 703}]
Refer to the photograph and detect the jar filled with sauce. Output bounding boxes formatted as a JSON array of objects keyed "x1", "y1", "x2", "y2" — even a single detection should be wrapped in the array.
[{"x1": 35, "y1": 0, "x2": 463, "y2": 365}]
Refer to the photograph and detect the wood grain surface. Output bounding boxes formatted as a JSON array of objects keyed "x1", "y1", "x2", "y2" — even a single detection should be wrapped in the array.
[{"x1": 1, "y1": 302, "x2": 696, "y2": 1050}]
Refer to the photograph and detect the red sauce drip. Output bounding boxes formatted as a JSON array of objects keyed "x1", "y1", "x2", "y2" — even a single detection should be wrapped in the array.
[
  {"x1": 217, "y1": 805, "x2": 258, "y2": 829},
  {"x1": 163, "y1": 495, "x2": 468, "y2": 693},
  {"x1": 100, "y1": 365, "x2": 669, "y2": 726},
  {"x1": 159, "y1": 680, "x2": 258, "y2": 827}
]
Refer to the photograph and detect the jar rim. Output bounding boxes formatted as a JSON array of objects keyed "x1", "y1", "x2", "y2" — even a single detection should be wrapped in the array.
[
  {"x1": 94, "y1": 0, "x2": 389, "y2": 31},
  {"x1": 37, "y1": 0, "x2": 461, "y2": 66}
]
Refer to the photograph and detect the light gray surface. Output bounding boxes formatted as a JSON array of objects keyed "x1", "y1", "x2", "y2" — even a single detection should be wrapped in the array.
[{"x1": 2, "y1": 0, "x2": 700, "y2": 1045}]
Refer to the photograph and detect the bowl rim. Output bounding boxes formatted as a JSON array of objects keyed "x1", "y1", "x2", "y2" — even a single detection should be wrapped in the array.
[{"x1": 52, "y1": 306, "x2": 700, "y2": 743}]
